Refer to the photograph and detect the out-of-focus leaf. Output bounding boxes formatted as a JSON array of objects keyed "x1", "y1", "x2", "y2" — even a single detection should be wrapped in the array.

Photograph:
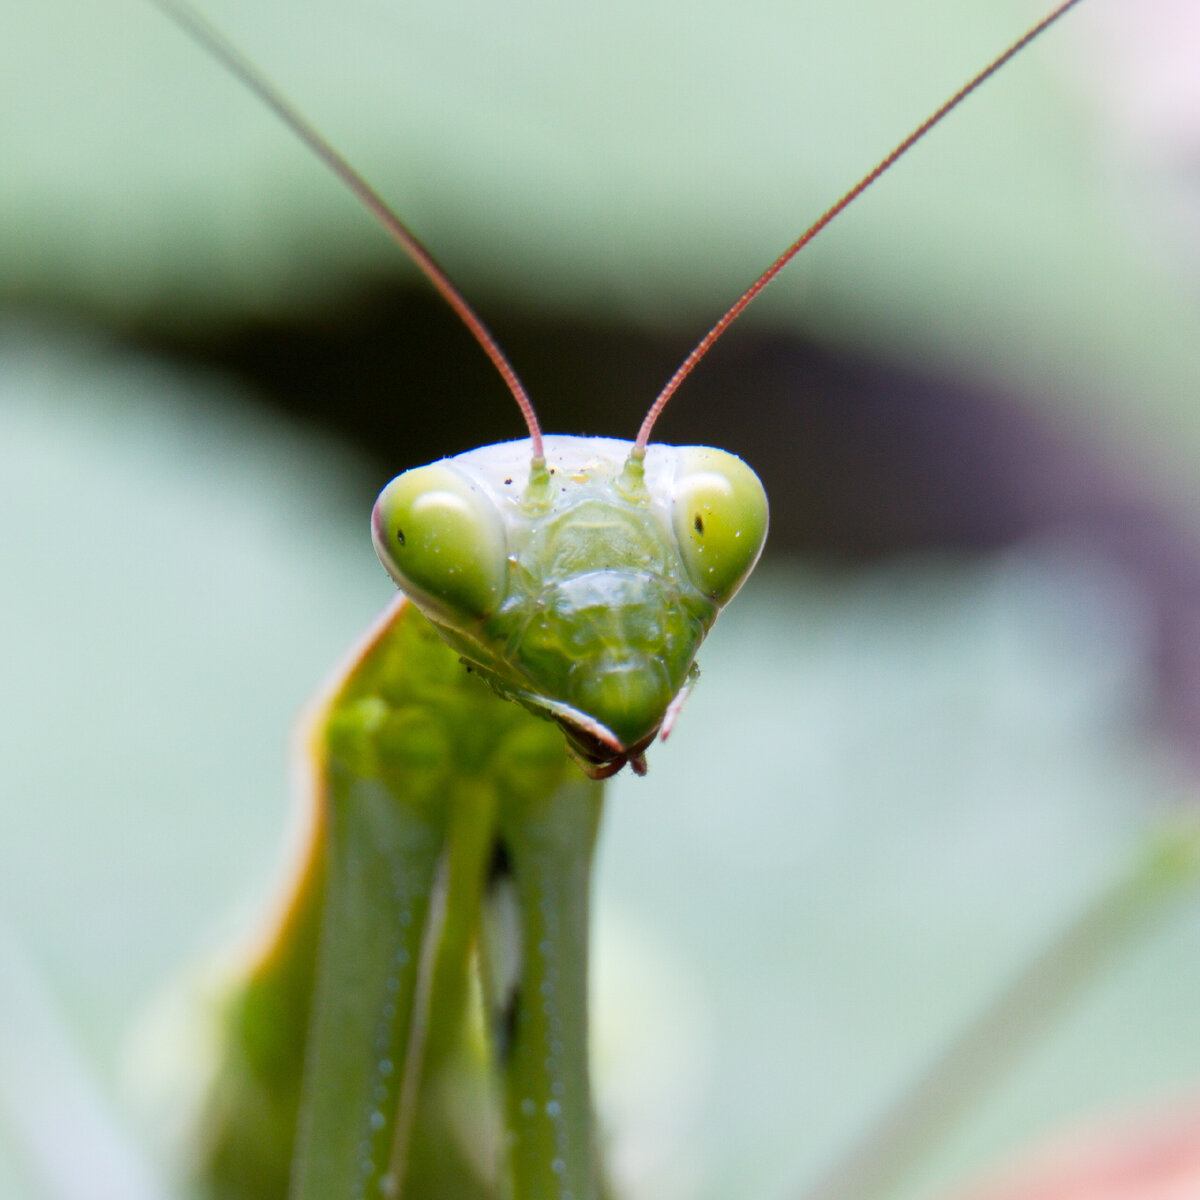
[
  {"x1": 3, "y1": 2, "x2": 1200, "y2": 479},
  {"x1": 2, "y1": 323, "x2": 1199, "y2": 1199}
]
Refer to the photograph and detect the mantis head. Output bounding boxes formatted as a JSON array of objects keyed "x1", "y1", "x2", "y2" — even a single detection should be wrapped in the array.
[{"x1": 372, "y1": 438, "x2": 768, "y2": 777}]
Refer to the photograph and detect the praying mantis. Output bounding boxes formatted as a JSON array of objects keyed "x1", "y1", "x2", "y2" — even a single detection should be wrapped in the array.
[{"x1": 101, "y1": 2, "x2": 1200, "y2": 1200}]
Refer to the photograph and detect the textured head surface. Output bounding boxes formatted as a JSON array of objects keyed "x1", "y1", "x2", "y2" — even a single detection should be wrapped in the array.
[{"x1": 373, "y1": 436, "x2": 767, "y2": 773}]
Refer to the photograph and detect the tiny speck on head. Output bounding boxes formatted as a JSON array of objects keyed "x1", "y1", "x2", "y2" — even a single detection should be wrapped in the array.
[
  {"x1": 693, "y1": 514, "x2": 704, "y2": 535},
  {"x1": 395, "y1": 528, "x2": 406, "y2": 546}
]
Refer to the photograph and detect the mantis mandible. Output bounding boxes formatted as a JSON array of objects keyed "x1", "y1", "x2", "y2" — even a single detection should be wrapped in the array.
[{"x1": 138, "y1": 3, "x2": 1108, "y2": 1198}]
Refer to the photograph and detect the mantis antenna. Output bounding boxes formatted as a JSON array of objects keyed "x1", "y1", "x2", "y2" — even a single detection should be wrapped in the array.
[
  {"x1": 631, "y1": 0, "x2": 1088, "y2": 455},
  {"x1": 149, "y1": 0, "x2": 1087, "y2": 464},
  {"x1": 145, "y1": 0, "x2": 546, "y2": 464}
]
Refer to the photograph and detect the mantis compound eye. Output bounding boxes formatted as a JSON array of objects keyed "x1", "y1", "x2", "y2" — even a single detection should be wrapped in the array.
[
  {"x1": 671, "y1": 447, "x2": 769, "y2": 605},
  {"x1": 372, "y1": 463, "x2": 509, "y2": 620}
]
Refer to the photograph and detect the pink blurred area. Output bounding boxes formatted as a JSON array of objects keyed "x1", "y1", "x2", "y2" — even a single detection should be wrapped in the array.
[
  {"x1": 1075, "y1": 0, "x2": 1200, "y2": 159},
  {"x1": 949, "y1": 1098, "x2": 1200, "y2": 1200},
  {"x1": 1069, "y1": 0, "x2": 1200, "y2": 271}
]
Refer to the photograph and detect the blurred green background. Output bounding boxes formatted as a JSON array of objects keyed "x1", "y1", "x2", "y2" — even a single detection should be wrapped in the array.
[{"x1": 3, "y1": 1, "x2": 1200, "y2": 1199}]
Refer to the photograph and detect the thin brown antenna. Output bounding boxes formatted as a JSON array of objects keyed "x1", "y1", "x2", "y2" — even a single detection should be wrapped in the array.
[
  {"x1": 146, "y1": 0, "x2": 545, "y2": 462},
  {"x1": 633, "y1": 0, "x2": 1087, "y2": 454}
]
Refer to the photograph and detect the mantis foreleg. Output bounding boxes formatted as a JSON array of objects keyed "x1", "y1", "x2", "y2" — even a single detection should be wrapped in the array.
[{"x1": 195, "y1": 598, "x2": 602, "y2": 1200}]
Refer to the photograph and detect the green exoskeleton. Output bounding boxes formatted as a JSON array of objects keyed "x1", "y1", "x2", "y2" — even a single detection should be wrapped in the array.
[
  {"x1": 372, "y1": 438, "x2": 767, "y2": 777},
  {"x1": 144, "y1": 2, "x2": 1089, "y2": 1198}
]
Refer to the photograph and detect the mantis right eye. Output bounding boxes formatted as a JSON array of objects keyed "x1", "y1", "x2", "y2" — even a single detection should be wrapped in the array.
[
  {"x1": 670, "y1": 447, "x2": 769, "y2": 605},
  {"x1": 372, "y1": 464, "x2": 509, "y2": 620}
]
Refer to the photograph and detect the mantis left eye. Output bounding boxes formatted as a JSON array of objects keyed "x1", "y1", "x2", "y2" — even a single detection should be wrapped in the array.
[
  {"x1": 671, "y1": 447, "x2": 769, "y2": 605},
  {"x1": 372, "y1": 464, "x2": 509, "y2": 620}
]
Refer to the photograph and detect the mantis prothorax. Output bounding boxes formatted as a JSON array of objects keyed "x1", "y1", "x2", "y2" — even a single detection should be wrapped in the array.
[{"x1": 142, "y1": 3, "x2": 1088, "y2": 1198}]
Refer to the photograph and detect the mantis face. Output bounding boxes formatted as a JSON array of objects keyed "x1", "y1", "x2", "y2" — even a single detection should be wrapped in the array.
[{"x1": 372, "y1": 436, "x2": 768, "y2": 776}]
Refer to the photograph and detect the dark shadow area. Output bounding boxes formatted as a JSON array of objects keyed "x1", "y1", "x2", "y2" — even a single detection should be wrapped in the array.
[{"x1": 111, "y1": 278, "x2": 1200, "y2": 762}]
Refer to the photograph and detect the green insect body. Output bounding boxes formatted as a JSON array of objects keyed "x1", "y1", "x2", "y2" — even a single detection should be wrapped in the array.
[
  {"x1": 193, "y1": 437, "x2": 765, "y2": 1199},
  {"x1": 372, "y1": 437, "x2": 769, "y2": 777},
  {"x1": 198, "y1": 598, "x2": 603, "y2": 1200},
  {"x1": 141, "y1": 2, "x2": 1091, "y2": 1197}
]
